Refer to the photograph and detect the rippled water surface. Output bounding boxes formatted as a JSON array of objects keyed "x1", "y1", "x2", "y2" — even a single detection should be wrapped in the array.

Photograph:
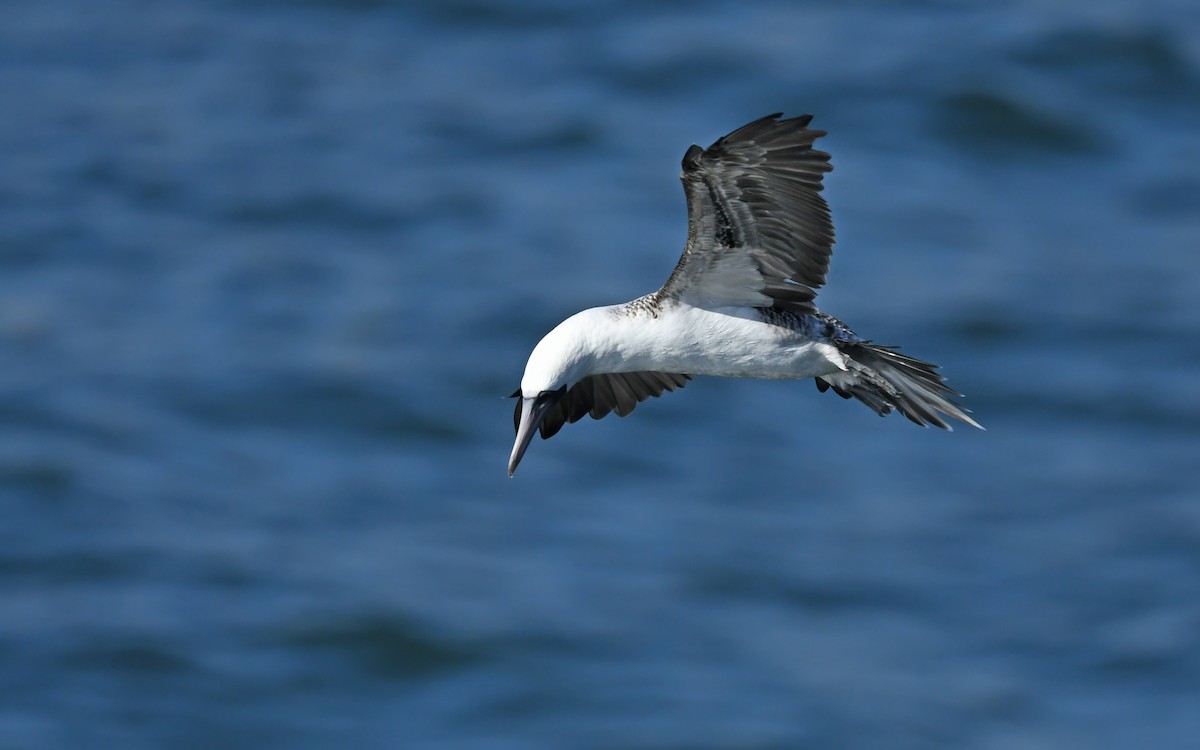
[{"x1": 2, "y1": 1, "x2": 1199, "y2": 748}]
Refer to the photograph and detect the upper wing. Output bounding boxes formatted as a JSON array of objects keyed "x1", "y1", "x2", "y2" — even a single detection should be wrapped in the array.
[
  {"x1": 657, "y1": 113, "x2": 835, "y2": 312},
  {"x1": 525, "y1": 371, "x2": 691, "y2": 440}
]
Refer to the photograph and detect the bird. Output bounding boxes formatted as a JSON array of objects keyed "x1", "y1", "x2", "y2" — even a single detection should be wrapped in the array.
[{"x1": 508, "y1": 113, "x2": 981, "y2": 476}]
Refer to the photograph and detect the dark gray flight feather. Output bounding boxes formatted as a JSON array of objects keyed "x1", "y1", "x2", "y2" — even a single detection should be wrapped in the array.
[
  {"x1": 533, "y1": 372, "x2": 691, "y2": 439},
  {"x1": 656, "y1": 113, "x2": 834, "y2": 313}
]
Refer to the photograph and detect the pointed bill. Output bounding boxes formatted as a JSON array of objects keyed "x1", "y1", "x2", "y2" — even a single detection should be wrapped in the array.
[
  {"x1": 508, "y1": 398, "x2": 539, "y2": 477},
  {"x1": 508, "y1": 388, "x2": 566, "y2": 476}
]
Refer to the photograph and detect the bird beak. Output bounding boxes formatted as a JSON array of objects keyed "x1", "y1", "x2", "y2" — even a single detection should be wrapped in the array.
[{"x1": 508, "y1": 389, "x2": 564, "y2": 476}]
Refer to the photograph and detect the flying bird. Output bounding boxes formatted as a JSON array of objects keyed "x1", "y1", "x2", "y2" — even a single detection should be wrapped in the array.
[{"x1": 509, "y1": 113, "x2": 980, "y2": 476}]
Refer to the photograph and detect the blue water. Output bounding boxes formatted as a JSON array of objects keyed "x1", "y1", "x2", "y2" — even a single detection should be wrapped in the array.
[{"x1": 2, "y1": 1, "x2": 1199, "y2": 747}]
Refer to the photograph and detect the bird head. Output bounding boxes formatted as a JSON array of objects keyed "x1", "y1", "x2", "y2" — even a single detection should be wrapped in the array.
[{"x1": 507, "y1": 314, "x2": 597, "y2": 476}]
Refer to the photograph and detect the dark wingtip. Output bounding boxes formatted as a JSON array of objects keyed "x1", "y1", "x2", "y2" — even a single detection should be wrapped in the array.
[{"x1": 684, "y1": 112, "x2": 824, "y2": 172}]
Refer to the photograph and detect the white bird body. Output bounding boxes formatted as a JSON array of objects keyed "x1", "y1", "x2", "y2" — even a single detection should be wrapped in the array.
[
  {"x1": 522, "y1": 301, "x2": 845, "y2": 392},
  {"x1": 508, "y1": 113, "x2": 980, "y2": 475}
]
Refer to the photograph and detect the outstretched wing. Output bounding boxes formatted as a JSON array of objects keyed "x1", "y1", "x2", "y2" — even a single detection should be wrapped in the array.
[
  {"x1": 657, "y1": 113, "x2": 835, "y2": 312},
  {"x1": 518, "y1": 372, "x2": 691, "y2": 440}
]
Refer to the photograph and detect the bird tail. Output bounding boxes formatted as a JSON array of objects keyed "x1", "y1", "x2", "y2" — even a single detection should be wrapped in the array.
[{"x1": 815, "y1": 343, "x2": 983, "y2": 430}]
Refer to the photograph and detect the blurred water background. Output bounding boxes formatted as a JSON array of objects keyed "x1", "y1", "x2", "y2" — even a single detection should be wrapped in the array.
[{"x1": 2, "y1": 0, "x2": 1199, "y2": 748}]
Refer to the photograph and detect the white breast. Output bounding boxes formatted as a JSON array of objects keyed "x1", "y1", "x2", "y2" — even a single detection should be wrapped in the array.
[{"x1": 587, "y1": 303, "x2": 847, "y2": 380}]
